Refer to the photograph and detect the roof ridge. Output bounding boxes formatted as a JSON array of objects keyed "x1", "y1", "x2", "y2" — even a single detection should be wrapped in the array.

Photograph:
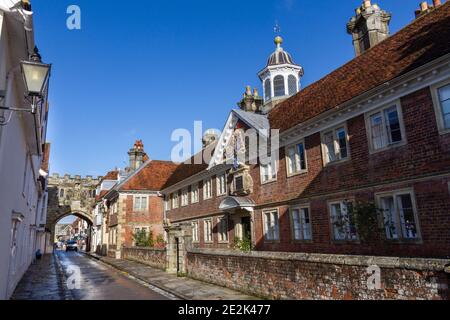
[
  {"x1": 268, "y1": 1, "x2": 450, "y2": 132},
  {"x1": 270, "y1": 1, "x2": 450, "y2": 118}
]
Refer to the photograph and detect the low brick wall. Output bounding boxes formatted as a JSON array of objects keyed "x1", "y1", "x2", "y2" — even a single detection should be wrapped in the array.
[
  {"x1": 187, "y1": 248, "x2": 450, "y2": 300},
  {"x1": 122, "y1": 247, "x2": 166, "y2": 270}
]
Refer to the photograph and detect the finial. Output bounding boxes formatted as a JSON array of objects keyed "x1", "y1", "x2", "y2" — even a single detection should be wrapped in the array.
[{"x1": 274, "y1": 36, "x2": 283, "y2": 48}]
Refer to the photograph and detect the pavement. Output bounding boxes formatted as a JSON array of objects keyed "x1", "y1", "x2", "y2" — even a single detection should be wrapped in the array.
[
  {"x1": 11, "y1": 254, "x2": 65, "y2": 300},
  {"x1": 85, "y1": 252, "x2": 258, "y2": 300}
]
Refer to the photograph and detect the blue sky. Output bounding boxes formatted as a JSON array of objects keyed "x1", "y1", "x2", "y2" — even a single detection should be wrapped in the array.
[{"x1": 33, "y1": 0, "x2": 422, "y2": 178}]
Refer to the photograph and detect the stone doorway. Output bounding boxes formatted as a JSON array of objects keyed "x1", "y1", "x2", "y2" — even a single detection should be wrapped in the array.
[{"x1": 166, "y1": 223, "x2": 192, "y2": 274}]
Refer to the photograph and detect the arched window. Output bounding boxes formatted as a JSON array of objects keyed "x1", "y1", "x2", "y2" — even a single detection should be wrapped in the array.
[
  {"x1": 264, "y1": 79, "x2": 271, "y2": 101},
  {"x1": 273, "y1": 75, "x2": 285, "y2": 97},
  {"x1": 288, "y1": 75, "x2": 298, "y2": 96}
]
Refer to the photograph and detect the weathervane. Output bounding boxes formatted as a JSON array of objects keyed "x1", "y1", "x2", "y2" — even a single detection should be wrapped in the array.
[{"x1": 274, "y1": 21, "x2": 281, "y2": 35}]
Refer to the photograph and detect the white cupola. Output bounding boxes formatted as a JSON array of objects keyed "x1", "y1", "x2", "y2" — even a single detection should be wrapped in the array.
[{"x1": 258, "y1": 36, "x2": 303, "y2": 111}]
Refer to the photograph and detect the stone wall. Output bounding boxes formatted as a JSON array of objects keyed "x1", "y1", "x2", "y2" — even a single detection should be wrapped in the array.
[
  {"x1": 122, "y1": 247, "x2": 166, "y2": 270},
  {"x1": 186, "y1": 248, "x2": 450, "y2": 300}
]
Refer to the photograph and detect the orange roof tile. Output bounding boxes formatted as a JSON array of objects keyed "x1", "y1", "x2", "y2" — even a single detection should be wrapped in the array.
[{"x1": 269, "y1": 2, "x2": 450, "y2": 132}]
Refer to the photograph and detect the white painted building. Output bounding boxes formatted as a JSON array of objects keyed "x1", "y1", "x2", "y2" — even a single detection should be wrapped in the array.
[{"x1": 0, "y1": 0, "x2": 51, "y2": 300}]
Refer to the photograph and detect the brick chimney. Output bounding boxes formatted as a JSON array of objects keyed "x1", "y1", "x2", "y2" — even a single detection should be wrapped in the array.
[
  {"x1": 128, "y1": 140, "x2": 147, "y2": 171},
  {"x1": 347, "y1": 1, "x2": 392, "y2": 56}
]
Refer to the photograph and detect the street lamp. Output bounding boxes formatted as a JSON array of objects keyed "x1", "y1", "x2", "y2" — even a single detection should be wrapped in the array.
[
  {"x1": 20, "y1": 48, "x2": 51, "y2": 113},
  {"x1": 21, "y1": 54, "x2": 51, "y2": 98},
  {"x1": 0, "y1": 47, "x2": 51, "y2": 115}
]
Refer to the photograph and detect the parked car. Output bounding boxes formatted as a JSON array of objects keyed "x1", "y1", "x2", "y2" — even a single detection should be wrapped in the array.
[{"x1": 65, "y1": 241, "x2": 78, "y2": 252}]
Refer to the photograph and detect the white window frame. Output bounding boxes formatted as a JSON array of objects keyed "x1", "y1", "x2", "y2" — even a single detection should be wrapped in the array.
[
  {"x1": 365, "y1": 101, "x2": 406, "y2": 153},
  {"x1": 321, "y1": 124, "x2": 350, "y2": 166},
  {"x1": 172, "y1": 192, "x2": 179, "y2": 209},
  {"x1": 191, "y1": 183, "x2": 199, "y2": 204},
  {"x1": 285, "y1": 140, "x2": 308, "y2": 177},
  {"x1": 204, "y1": 219, "x2": 213, "y2": 243},
  {"x1": 263, "y1": 209, "x2": 280, "y2": 242},
  {"x1": 290, "y1": 205, "x2": 312, "y2": 241},
  {"x1": 260, "y1": 158, "x2": 278, "y2": 184},
  {"x1": 216, "y1": 173, "x2": 227, "y2": 196},
  {"x1": 192, "y1": 221, "x2": 199, "y2": 243},
  {"x1": 329, "y1": 200, "x2": 358, "y2": 242},
  {"x1": 375, "y1": 189, "x2": 421, "y2": 242},
  {"x1": 165, "y1": 197, "x2": 171, "y2": 211},
  {"x1": 181, "y1": 188, "x2": 189, "y2": 207},
  {"x1": 203, "y1": 178, "x2": 213, "y2": 200},
  {"x1": 431, "y1": 79, "x2": 450, "y2": 135},
  {"x1": 133, "y1": 196, "x2": 148, "y2": 212},
  {"x1": 217, "y1": 216, "x2": 229, "y2": 243}
]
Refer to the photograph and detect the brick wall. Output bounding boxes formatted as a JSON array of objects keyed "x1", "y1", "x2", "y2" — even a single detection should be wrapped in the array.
[
  {"x1": 122, "y1": 194, "x2": 165, "y2": 247},
  {"x1": 166, "y1": 87, "x2": 450, "y2": 258},
  {"x1": 122, "y1": 247, "x2": 166, "y2": 270},
  {"x1": 187, "y1": 248, "x2": 450, "y2": 300}
]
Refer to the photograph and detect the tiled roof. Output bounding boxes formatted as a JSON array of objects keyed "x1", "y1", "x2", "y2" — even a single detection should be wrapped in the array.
[
  {"x1": 269, "y1": 2, "x2": 450, "y2": 132},
  {"x1": 162, "y1": 143, "x2": 216, "y2": 189},
  {"x1": 41, "y1": 143, "x2": 51, "y2": 173},
  {"x1": 102, "y1": 170, "x2": 119, "y2": 181},
  {"x1": 95, "y1": 190, "x2": 109, "y2": 202},
  {"x1": 120, "y1": 160, "x2": 179, "y2": 191}
]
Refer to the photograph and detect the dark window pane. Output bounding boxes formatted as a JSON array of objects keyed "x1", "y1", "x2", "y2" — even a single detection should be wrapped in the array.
[
  {"x1": 337, "y1": 129, "x2": 348, "y2": 159},
  {"x1": 264, "y1": 79, "x2": 271, "y2": 100},
  {"x1": 235, "y1": 176, "x2": 243, "y2": 191},
  {"x1": 273, "y1": 75, "x2": 285, "y2": 97},
  {"x1": 385, "y1": 107, "x2": 402, "y2": 143},
  {"x1": 297, "y1": 143, "x2": 306, "y2": 170},
  {"x1": 288, "y1": 75, "x2": 297, "y2": 96}
]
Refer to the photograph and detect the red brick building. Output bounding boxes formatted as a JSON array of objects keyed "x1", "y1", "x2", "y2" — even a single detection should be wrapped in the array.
[
  {"x1": 161, "y1": 0, "x2": 450, "y2": 271},
  {"x1": 102, "y1": 142, "x2": 178, "y2": 258}
]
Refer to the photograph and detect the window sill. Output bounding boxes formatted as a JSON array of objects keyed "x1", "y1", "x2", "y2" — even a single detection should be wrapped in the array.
[
  {"x1": 384, "y1": 238, "x2": 423, "y2": 245},
  {"x1": 217, "y1": 193, "x2": 227, "y2": 198},
  {"x1": 292, "y1": 239, "x2": 313, "y2": 244},
  {"x1": 369, "y1": 141, "x2": 407, "y2": 155},
  {"x1": 218, "y1": 240, "x2": 229, "y2": 244},
  {"x1": 438, "y1": 128, "x2": 450, "y2": 135},
  {"x1": 261, "y1": 178, "x2": 278, "y2": 185},
  {"x1": 324, "y1": 157, "x2": 350, "y2": 167},
  {"x1": 331, "y1": 239, "x2": 360, "y2": 244},
  {"x1": 264, "y1": 239, "x2": 281, "y2": 244},
  {"x1": 286, "y1": 170, "x2": 308, "y2": 179}
]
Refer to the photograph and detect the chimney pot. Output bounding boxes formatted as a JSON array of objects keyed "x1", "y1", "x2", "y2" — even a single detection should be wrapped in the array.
[
  {"x1": 420, "y1": 2, "x2": 429, "y2": 11},
  {"x1": 433, "y1": 0, "x2": 442, "y2": 7}
]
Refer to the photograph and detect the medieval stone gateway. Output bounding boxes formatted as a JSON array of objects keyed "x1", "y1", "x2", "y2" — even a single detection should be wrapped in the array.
[{"x1": 46, "y1": 174, "x2": 101, "y2": 250}]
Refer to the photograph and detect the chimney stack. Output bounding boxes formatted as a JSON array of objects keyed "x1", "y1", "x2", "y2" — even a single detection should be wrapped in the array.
[
  {"x1": 238, "y1": 85, "x2": 264, "y2": 113},
  {"x1": 347, "y1": 1, "x2": 392, "y2": 57},
  {"x1": 128, "y1": 140, "x2": 147, "y2": 171}
]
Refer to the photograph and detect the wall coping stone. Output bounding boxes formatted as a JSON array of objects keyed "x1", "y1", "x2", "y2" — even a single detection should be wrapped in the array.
[
  {"x1": 188, "y1": 248, "x2": 450, "y2": 272},
  {"x1": 123, "y1": 246, "x2": 166, "y2": 252}
]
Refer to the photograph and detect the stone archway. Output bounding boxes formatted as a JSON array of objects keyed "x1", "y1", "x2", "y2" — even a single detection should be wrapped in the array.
[
  {"x1": 46, "y1": 174, "x2": 101, "y2": 252},
  {"x1": 51, "y1": 210, "x2": 94, "y2": 251}
]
